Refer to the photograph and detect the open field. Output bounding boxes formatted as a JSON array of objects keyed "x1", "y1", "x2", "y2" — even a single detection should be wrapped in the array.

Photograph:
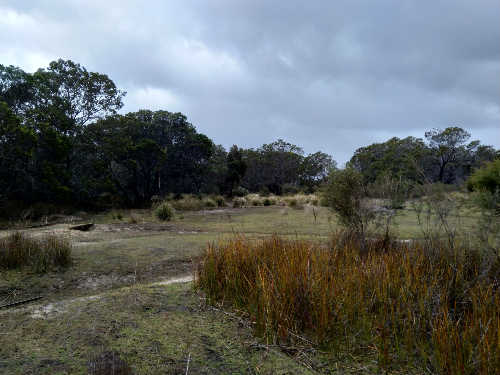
[{"x1": 0, "y1": 203, "x2": 486, "y2": 374}]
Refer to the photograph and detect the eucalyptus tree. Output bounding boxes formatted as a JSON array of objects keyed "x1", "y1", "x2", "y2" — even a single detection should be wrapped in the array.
[
  {"x1": 89, "y1": 110, "x2": 214, "y2": 205},
  {"x1": 0, "y1": 102, "x2": 37, "y2": 202},
  {"x1": 24, "y1": 59, "x2": 126, "y2": 203}
]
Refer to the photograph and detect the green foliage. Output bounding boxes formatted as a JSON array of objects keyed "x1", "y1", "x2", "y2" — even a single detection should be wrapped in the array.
[
  {"x1": 242, "y1": 139, "x2": 304, "y2": 195},
  {"x1": 203, "y1": 198, "x2": 217, "y2": 208},
  {"x1": 322, "y1": 166, "x2": 376, "y2": 241},
  {"x1": 226, "y1": 145, "x2": 246, "y2": 195},
  {"x1": 299, "y1": 151, "x2": 336, "y2": 190},
  {"x1": 467, "y1": 159, "x2": 500, "y2": 193},
  {"x1": 287, "y1": 197, "x2": 298, "y2": 208},
  {"x1": 232, "y1": 187, "x2": 249, "y2": 197},
  {"x1": 212, "y1": 195, "x2": 226, "y2": 207},
  {"x1": 0, "y1": 231, "x2": 72, "y2": 273},
  {"x1": 153, "y1": 201, "x2": 174, "y2": 221},
  {"x1": 262, "y1": 197, "x2": 274, "y2": 206}
]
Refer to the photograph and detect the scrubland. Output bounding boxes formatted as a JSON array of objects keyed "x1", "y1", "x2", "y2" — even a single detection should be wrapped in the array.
[{"x1": 0, "y1": 195, "x2": 497, "y2": 374}]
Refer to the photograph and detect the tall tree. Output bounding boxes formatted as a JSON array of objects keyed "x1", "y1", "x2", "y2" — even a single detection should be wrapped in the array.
[
  {"x1": 24, "y1": 60, "x2": 126, "y2": 203},
  {"x1": 0, "y1": 102, "x2": 37, "y2": 201},
  {"x1": 226, "y1": 145, "x2": 246, "y2": 196},
  {"x1": 425, "y1": 127, "x2": 471, "y2": 183},
  {"x1": 299, "y1": 151, "x2": 336, "y2": 191},
  {"x1": 242, "y1": 140, "x2": 304, "y2": 195},
  {"x1": 0, "y1": 64, "x2": 35, "y2": 115}
]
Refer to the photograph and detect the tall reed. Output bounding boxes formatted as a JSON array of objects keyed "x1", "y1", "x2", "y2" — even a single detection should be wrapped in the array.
[
  {"x1": 196, "y1": 234, "x2": 500, "y2": 373},
  {"x1": 0, "y1": 231, "x2": 72, "y2": 273}
]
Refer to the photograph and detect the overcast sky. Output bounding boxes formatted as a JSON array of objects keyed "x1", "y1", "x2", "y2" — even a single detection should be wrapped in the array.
[{"x1": 1, "y1": 0, "x2": 498, "y2": 164}]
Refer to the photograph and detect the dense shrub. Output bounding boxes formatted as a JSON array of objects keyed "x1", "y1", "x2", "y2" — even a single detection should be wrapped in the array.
[
  {"x1": 467, "y1": 158, "x2": 500, "y2": 193},
  {"x1": 0, "y1": 231, "x2": 72, "y2": 273},
  {"x1": 170, "y1": 198, "x2": 205, "y2": 211},
  {"x1": 232, "y1": 187, "x2": 249, "y2": 197},
  {"x1": 203, "y1": 198, "x2": 217, "y2": 208},
  {"x1": 213, "y1": 195, "x2": 226, "y2": 207},
  {"x1": 262, "y1": 197, "x2": 275, "y2": 206},
  {"x1": 153, "y1": 202, "x2": 174, "y2": 221},
  {"x1": 232, "y1": 197, "x2": 247, "y2": 208}
]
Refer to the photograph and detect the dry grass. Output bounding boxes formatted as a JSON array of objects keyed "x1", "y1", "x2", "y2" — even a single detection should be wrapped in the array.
[
  {"x1": 0, "y1": 231, "x2": 72, "y2": 273},
  {"x1": 129, "y1": 212, "x2": 141, "y2": 223},
  {"x1": 196, "y1": 234, "x2": 500, "y2": 374}
]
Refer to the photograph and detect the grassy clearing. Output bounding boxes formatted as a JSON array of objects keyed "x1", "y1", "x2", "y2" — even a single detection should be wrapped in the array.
[
  {"x1": 196, "y1": 234, "x2": 500, "y2": 374},
  {"x1": 1, "y1": 280, "x2": 331, "y2": 374},
  {"x1": 0, "y1": 202, "x2": 490, "y2": 373}
]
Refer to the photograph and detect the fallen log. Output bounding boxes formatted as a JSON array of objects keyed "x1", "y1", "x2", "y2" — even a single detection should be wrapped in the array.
[
  {"x1": 68, "y1": 223, "x2": 94, "y2": 231},
  {"x1": 0, "y1": 296, "x2": 43, "y2": 309}
]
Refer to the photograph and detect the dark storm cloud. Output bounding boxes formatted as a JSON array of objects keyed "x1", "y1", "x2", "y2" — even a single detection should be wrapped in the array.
[{"x1": 0, "y1": 0, "x2": 498, "y2": 163}]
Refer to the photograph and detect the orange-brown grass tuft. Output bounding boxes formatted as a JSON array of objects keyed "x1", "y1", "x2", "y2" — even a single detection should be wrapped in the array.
[
  {"x1": 196, "y1": 234, "x2": 500, "y2": 373},
  {"x1": 0, "y1": 231, "x2": 72, "y2": 273}
]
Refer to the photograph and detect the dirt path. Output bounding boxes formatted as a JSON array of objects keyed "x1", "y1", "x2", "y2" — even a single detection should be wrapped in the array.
[{"x1": 1, "y1": 274, "x2": 195, "y2": 319}]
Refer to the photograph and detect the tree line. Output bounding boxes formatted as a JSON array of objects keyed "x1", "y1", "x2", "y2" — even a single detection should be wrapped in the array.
[{"x1": 0, "y1": 59, "x2": 497, "y2": 214}]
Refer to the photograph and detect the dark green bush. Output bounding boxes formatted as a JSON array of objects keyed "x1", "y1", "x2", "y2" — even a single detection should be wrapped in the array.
[
  {"x1": 232, "y1": 187, "x2": 249, "y2": 197},
  {"x1": 153, "y1": 202, "x2": 175, "y2": 221},
  {"x1": 213, "y1": 195, "x2": 226, "y2": 207}
]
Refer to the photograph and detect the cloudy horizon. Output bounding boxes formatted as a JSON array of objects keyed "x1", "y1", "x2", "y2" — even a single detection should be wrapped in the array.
[{"x1": 1, "y1": 0, "x2": 498, "y2": 164}]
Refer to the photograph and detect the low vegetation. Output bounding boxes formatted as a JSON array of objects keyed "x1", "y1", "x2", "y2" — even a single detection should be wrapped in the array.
[
  {"x1": 0, "y1": 231, "x2": 72, "y2": 273},
  {"x1": 196, "y1": 234, "x2": 500, "y2": 373},
  {"x1": 153, "y1": 201, "x2": 175, "y2": 221}
]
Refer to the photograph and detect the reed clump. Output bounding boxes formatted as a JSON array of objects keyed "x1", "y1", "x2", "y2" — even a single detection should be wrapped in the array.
[
  {"x1": 0, "y1": 231, "x2": 72, "y2": 273},
  {"x1": 196, "y1": 234, "x2": 500, "y2": 373}
]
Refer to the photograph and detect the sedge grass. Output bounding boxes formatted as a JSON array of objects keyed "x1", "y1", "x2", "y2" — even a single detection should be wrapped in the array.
[
  {"x1": 196, "y1": 234, "x2": 500, "y2": 373},
  {"x1": 0, "y1": 231, "x2": 72, "y2": 273}
]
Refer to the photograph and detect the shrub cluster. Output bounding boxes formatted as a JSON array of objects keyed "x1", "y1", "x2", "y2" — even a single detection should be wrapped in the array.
[
  {"x1": 166, "y1": 194, "x2": 226, "y2": 211},
  {"x1": 0, "y1": 231, "x2": 72, "y2": 273}
]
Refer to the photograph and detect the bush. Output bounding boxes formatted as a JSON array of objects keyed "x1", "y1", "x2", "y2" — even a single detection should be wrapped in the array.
[
  {"x1": 322, "y1": 167, "x2": 378, "y2": 242},
  {"x1": 0, "y1": 231, "x2": 72, "y2": 273},
  {"x1": 170, "y1": 198, "x2": 205, "y2": 211},
  {"x1": 213, "y1": 195, "x2": 226, "y2": 207},
  {"x1": 232, "y1": 187, "x2": 249, "y2": 197},
  {"x1": 153, "y1": 202, "x2": 175, "y2": 221},
  {"x1": 245, "y1": 194, "x2": 262, "y2": 206},
  {"x1": 130, "y1": 212, "x2": 141, "y2": 223},
  {"x1": 112, "y1": 212, "x2": 123, "y2": 220},
  {"x1": 203, "y1": 198, "x2": 217, "y2": 208},
  {"x1": 467, "y1": 158, "x2": 500, "y2": 193},
  {"x1": 287, "y1": 197, "x2": 298, "y2": 208},
  {"x1": 262, "y1": 197, "x2": 274, "y2": 206},
  {"x1": 232, "y1": 197, "x2": 247, "y2": 208}
]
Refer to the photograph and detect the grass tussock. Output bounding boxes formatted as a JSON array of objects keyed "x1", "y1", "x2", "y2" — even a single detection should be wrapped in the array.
[
  {"x1": 196, "y1": 234, "x2": 500, "y2": 373},
  {"x1": 0, "y1": 231, "x2": 72, "y2": 273},
  {"x1": 129, "y1": 212, "x2": 141, "y2": 223}
]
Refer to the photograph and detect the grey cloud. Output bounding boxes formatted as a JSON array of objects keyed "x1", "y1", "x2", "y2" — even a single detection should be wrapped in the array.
[{"x1": 0, "y1": 0, "x2": 498, "y2": 164}]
